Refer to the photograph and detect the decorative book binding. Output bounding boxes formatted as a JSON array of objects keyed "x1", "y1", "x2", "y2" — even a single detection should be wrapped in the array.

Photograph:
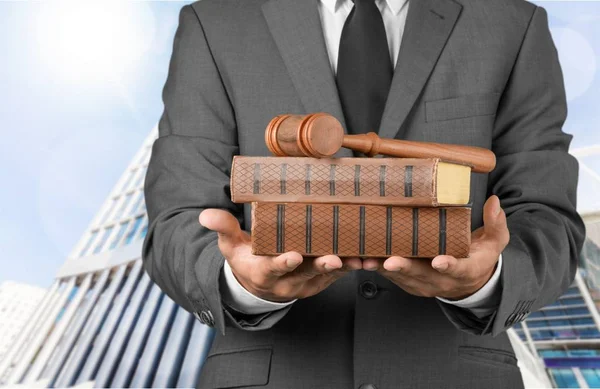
[
  {"x1": 251, "y1": 202, "x2": 471, "y2": 258},
  {"x1": 231, "y1": 156, "x2": 471, "y2": 206}
]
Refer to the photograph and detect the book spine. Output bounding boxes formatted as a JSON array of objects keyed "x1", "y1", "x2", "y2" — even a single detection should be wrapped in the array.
[
  {"x1": 251, "y1": 203, "x2": 471, "y2": 258},
  {"x1": 232, "y1": 157, "x2": 439, "y2": 206}
]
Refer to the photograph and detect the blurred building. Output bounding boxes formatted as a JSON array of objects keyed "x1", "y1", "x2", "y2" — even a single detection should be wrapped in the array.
[
  {"x1": 0, "y1": 282, "x2": 46, "y2": 363},
  {"x1": 0, "y1": 128, "x2": 551, "y2": 388},
  {"x1": 513, "y1": 211, "x2": 600, "y2": 388},
  {"x1": 0, "y1": 128, "x2": 214, "y2": 388}
]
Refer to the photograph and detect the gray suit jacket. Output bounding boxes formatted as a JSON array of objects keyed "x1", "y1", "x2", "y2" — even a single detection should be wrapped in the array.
[{"x1": 142, "y1": 0, "x2": 587, "y2": 387}]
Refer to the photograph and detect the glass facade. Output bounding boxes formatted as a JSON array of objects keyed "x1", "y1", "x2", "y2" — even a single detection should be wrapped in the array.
[
  {"x1": 124, "y1": 216, "x2": 145, "y2": 246},
  {"x1": 0, "y1": 130, "x2": 215, "y2": 388},
  {"x1": 78, "y1": 230, "x2": 98, "y2": 258},
  {"x1": 130, "y1": 192, "x2": 145, "y2": 217},
  {"x1": 109, "y1": 222, "x2": 129, "y2": 250},
  {"x1": 93, "y1": 226, "x2": 114, "y2": 255},
  {"x1": 551, "y1": 368, "x2": 580, "y2": 388},
  {"x1": 514, "y1": 214, "x2": 600, "y2": 388},
  {"x1": 513, "y1": 288, "x2": 599, "y2": 341}
]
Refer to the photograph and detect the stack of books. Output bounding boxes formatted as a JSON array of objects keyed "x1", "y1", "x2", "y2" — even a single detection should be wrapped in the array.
[{"x1": 230, "y1": 156, "x2": 472, "y2": 258}]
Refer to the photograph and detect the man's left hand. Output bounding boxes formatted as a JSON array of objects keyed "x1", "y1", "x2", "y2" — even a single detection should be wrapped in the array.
[{"x1": 362, "y1": 195, "x2": 510, "y2": 300}]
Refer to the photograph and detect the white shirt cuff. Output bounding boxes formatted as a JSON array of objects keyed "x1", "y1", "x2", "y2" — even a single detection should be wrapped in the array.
[
  {"x1": 220, "y1": 260, "x2": 297, "y2": 315},
  {"x1": 436, "y1": 253, "x2": 503, "y2": 319}
]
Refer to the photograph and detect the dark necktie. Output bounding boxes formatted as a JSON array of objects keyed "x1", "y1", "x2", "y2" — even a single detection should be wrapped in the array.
[{"x1": 336, "y1": 0, "x2": 393, "y2": 135}]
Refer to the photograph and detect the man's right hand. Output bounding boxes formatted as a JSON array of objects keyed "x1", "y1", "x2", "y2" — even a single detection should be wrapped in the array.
[{"x1": 199, "y1": 209, "x2": 362, "y2": 303}]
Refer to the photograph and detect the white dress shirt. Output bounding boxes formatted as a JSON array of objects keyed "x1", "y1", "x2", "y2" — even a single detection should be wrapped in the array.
[{"x1": 220, "y1": 0, "x2": 503, "y2": 319}]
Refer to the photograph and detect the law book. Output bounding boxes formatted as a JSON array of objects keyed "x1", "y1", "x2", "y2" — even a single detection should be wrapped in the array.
[
  {"x1": 251, "y1": 202, "x2": 471, "y2": 258},
  {"x1": 231, "y1": 156, "x2": 471, "y2": 206}
]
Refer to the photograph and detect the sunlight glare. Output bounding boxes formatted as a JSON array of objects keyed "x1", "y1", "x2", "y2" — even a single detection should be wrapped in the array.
[{"x1": 34, "y1": 1, "x2": 156, "y2": 85}]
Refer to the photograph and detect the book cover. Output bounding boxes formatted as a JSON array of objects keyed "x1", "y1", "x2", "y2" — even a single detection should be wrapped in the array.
[
  {"x1": 231, "y1": 156, "x2": 471, "y2": 206},
  {"x1": 251, "y1": 202, "x2": 471, "y2": 258}
]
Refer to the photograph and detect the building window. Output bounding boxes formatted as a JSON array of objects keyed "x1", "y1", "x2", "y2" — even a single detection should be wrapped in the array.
[
  {"x1": 564, "y1": 287, "x2": 581, "y2": 296},
  {"x1": 98, "y1": 197, "x2": 118, "y2": 226},
  {"x1": 109, "y1": 222, "x2": 129, "y2": 250},
  {"x1": 528, "y1": 320, "x2": 549, "y2": 328},
  {"x1": 135, "y1": 166, "x2": 147, "y2": 188},
  {"x1": 562, "y1": 297, "x2": 586, "y2": 306},
  {"x1": 93, "y1": 226, "x2": 114, "y2": 254},
  {"x1": 139, "y1": 222, "x2": 148, "y2": 240},
  {"x1": 581, "y1": 369, "x2": 600, "y2": 388},
  {"x1": 551, "y1": 369, "x2": 580, "y2": 388},
  {"x1": 566, "y1": 307, "x2": 590, "y2": 316},
  {"x1": 129, "y1": 192, "x2": 144, "y2": 217},
  {"x1": 547, "y1": 319, "x2": 570, "y2": 327},
  {"x1": 539, "y1": 350, "x2": 567, "y2": 358},
  {"x1": 570, "y1": 317, "x2": 594, "y2": 325},
  {"x1": 80, "y1": 230, "x2": 99, "y2": 257},
  {"x1": 121, "y1": 169, "x2": 137, "y2": 192},
  {"x1": 124, "y1": 216, "x2": 144, "y2": 246},
  {"x1": 112, "y1": 192, "x2": 134, "y2": 222},
  {"x1": 530, "y1": 329, "x2": 560, "y2": 340},
  {"x1": 577, "y1": 327, "x2": 600, "y2": 338}
]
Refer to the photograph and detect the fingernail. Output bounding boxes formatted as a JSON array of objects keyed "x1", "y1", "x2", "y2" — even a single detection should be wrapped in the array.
[
  {"x1": 364, "y1": 265, "x2": 378, "y2": 271},
  {"x1": 433, "y1": 262, "x2": 448, "y2": 272},
  {"x1": 385, "y1": 262, "x2": 402, "y2": 272},
  {"x1": 324, "y1": 264, "x2": 336, "y2": 271},
  {"x1": 286, "y1": 258, "x2": 301, "y2": 268},
  {"x1": 494, "y1": 197, "x2": 501, "y2": 216}
]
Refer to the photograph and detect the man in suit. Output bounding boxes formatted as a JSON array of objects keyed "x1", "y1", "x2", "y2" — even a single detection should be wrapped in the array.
[{"x1": 142, "y1": 0, "x2": 586, "y2": 387}]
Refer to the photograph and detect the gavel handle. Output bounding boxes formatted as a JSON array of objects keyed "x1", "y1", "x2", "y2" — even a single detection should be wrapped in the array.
[{"x1": 343, "y1": 132, "x2": 496, "y2": 173}]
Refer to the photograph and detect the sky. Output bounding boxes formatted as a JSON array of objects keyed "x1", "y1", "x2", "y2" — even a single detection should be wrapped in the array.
[
  {"x1": 0, "y1": 1, "x2": 187, "y2": 288},
  {"x1": 0, "y1": 0, "x2": 599, "y2": 289}
]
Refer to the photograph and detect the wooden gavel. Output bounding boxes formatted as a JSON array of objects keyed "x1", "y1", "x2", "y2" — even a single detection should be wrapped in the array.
[{"x1": 265, "y1": 113, "x2": 496, "y2": 173}]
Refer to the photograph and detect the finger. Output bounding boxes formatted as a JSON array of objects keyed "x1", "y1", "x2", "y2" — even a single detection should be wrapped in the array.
[
  {"x1": 362, "y1": 257, "x2": 384, "y2": 271},
  {"x1": 266, "y1": 251, "x2": 304, "y2": 278},
  {"x1": 300, "y1": 258, "x2": 362, "y2": 296},
  {"x1": 431, "y1": 254, "x2": 470, "y2": 279},
  {"x1": 199, "y1": 209, "x2": 246, "y2": 246},
  {"x1": 383, "y1": 256, "x2": 410, "y2": 272},
  {"x1": 340, "y1": 257, "x2": 363, "y2": 272},
  {"x1": 382, "y1": 256, "x2": 431, "y2": 278},
  {"x1": 376, "y1": 267, "x2": 439, "y2": 297},
  {"x1": 292, "y1": 255, "x2": 343, "y2": 280},
  {"x1": 482, "y1": 195, "x2": 510, "y2": 249}
]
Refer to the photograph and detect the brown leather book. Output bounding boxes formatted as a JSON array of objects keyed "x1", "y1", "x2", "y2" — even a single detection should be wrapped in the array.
[
  {"x1": 251, "y1": 202, "x2": 471, "y2": 258},
  {"x1": 231, "y1": 156, "x2": 471, "y2": 206}
]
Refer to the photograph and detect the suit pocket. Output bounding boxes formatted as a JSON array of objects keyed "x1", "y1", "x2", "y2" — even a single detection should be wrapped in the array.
[
  {"x1": 197, "y1": 347, "x2": 272, "y2": 388},
  {"x1": 425, "y1": 92, "x2": 501, "y2": 122},
  {"x1": 458, "y1": 345, "x2": 518, "y2": 368}
]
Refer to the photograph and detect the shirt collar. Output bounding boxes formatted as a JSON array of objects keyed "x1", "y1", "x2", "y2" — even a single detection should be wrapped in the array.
[{"x1": 320, "y1": 0, "x2": 408, "y2": 15}]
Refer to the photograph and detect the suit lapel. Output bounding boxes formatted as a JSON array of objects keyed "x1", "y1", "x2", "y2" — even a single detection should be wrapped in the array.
[
  {"x1": 378, "y1": 0, "x2": 462, "y2": 140},
  {"x1": 262, "y1": 0, "x2": 353, "y2": 158}
]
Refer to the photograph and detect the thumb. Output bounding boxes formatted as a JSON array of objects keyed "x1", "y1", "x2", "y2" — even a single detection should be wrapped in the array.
[
  {"x1": 482, "y1": 195, "x2": 509, "y2": 247},
  {"x1": 199, "y1": 209, "x2": 246, "y2": 246}
]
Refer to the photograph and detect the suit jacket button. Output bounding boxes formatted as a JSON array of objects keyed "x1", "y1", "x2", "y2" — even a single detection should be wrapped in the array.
[
  {"x1": 358, "y1": 384, "x2": 377, "y2": 389},
  {"x1": 193, "y1": 311, "x2": 204, "y2": 323},
  {"x1": 517, "y1": 311, "x2": 530, "y2": 323},
  {"x1": 359, "y1": 281, "x2": 378, "y2": 299},
  {"x1": 201, "y1": 310, "x2": 215, "y2": 327},
  {"x1": 505, "y1": 313, "x2": 516, "y2": 327},
  {"x1": 515, "y1": 313, "x2": 524, "y2": 323}
]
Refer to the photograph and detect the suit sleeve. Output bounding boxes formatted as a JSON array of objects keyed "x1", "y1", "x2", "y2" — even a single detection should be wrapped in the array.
[
  {"x1": 141, "y1": 4, "x2": 292, "y2": 335},
  {"x1": 438, "y1": 6, "x2": 586, "y2": 336}
]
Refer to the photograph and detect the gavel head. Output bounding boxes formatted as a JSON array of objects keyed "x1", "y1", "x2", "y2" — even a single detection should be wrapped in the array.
[{"x1": 265, "y1": 113, "x2": 345, "y2": 158}]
